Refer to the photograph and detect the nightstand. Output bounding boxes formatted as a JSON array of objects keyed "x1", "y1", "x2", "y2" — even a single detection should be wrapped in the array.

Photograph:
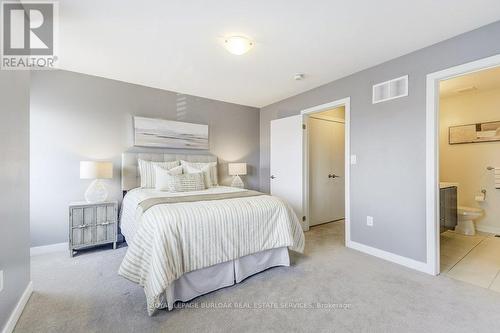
[{"x1": 69, "y1": 201, "x2": 118, "y2": 257}]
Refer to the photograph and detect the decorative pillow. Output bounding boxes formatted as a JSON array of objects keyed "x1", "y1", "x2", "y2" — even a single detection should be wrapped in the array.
[
  {"x1": 181, "y1": 160, "x2": 218, "y2": 187},
  {"x1": 167, "y1": 172, "x2": 206, "y2": 192},
  {"x1": 184, "y1": 164, "x2": 212, "y2": 188},
  {"x1": 154, "y1": 165, "x2": 183, "y2": 191},
  {"x1": 138, "y1": 159, "x2": 180, "y2": 188}
]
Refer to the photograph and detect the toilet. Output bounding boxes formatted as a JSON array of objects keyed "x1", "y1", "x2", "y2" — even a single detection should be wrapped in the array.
[{"x1": 455, "y1": 206, "x2": 483, "y2": 236}]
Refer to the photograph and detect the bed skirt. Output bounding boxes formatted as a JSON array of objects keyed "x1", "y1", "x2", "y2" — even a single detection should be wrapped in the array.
[{"x1": 166, "y1": 247, "x2": 290, "y2": 309}]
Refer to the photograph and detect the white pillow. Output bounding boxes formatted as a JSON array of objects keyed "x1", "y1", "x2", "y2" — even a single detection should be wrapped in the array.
[
  {"x1": 181, "y1": 160, "x2": 218, "y2": 187},
  {"x1": 154, "y1": 165, "x2": 183, "y2": 191},
  {"x1": 167, "y1": 172, "x2": 206, "y2": 192},
  {"x1": 184, "y1": 164, "x2": 212, "y2": 188},
  {"x1": 138, "y1": 159, "x2": 180, "y2": 188}
]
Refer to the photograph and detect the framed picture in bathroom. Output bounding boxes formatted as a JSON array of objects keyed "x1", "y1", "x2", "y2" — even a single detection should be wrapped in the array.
[{"x1": 449, "y1": 120, "x2": 500, "y2": 144}]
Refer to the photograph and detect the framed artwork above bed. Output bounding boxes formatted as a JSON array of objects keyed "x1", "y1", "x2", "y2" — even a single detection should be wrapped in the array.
[{"x1": 133, "y1": 116, "x2": 209, "y2": 149}]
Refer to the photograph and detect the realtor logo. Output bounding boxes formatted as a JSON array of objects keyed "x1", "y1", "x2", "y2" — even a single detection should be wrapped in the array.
[{"x1": 1, "y1": 1, "x2": 58, "y2": 69}]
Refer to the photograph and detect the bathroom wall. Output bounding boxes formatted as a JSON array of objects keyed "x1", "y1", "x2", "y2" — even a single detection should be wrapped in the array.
[{"x1": 440, "y1": 87, "x2": 500, "y2": 233}]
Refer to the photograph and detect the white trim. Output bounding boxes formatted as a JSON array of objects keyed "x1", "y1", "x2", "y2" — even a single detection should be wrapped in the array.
[
  {"x1": 1, "y1": 281, "x2": 33, "y2": 333},
  {"x1": 426, "y1": 53, "x2": 500, "y2": 276},
  {"x1": 476, "y1": 225, "x2": 500, "y2": 235},
  {"x1": 30, "y1": 242, "x2": 68, "y2": 256},
  {"x1": 347, "y1": 241, "x2": 432, "y2": 274},
  {"x1": 301, "y1": 99, "x2": 350, "y2": 115},
  {"x1": 301, "y1": 97, "x2": 351, "y2": 246},
  {"x1": 425, "y1": 72, "x2": 440, "y2": 276}
]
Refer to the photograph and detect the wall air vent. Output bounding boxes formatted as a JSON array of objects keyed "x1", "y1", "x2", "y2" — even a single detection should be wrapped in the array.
[{"x1": 372, "y1": 75, "x2": 408, "y2": 104}]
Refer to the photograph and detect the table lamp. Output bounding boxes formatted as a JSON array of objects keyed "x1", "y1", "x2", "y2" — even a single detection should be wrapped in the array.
[
  {"x1": 80, "y1": 161, "x2": 113, "y2": 203},
  {"x1": 228, "y1": 163, "x2": 247, "y2": 188}
]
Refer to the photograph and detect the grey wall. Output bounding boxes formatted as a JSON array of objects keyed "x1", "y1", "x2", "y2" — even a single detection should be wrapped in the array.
[
  {"x1": 31, "y1": 70, "x2": 259, "y2": 247},
  {"x1": 0, "y1": 70, "x2": 31, "y2": 329},
  {"x1": 260, "y1": 21, "x2": 500, "y2": 262}
]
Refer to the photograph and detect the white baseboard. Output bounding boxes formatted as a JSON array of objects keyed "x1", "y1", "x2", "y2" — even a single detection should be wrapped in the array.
[
  {"x1": 347, "y1": 240, "x2": 433, "y2": 275},
  {"x1": 476, "y1": 225, "x2": 500, "y2": 235},
  {"x1": 1, "y1": 281, "x2": 33, "y2": 333},
  {"x1": 30, "y1": 242, "x2": 67, "y2": 256}
]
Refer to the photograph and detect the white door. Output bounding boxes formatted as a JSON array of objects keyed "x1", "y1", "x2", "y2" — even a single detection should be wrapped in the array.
[
  {"x1": 309, "y1": 117, "x2": 345, "y2": 226},
  {"x1": 270, "y1": 115, "x2": 304, "y2": 226}
]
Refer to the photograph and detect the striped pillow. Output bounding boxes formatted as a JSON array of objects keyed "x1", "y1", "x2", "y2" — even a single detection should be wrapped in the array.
[
  {"x1": 138, "y1": 159, "x2": 180, "y2": 188},
  {"x1": 154, "y1": 165, "x2": 183, "y2": 191},
  {"x1": 181, "y1": 160, "x2": 218, "y2": 187},
  {"x1": 167, "y1": 172, "x2": 206, "y2": 192}
]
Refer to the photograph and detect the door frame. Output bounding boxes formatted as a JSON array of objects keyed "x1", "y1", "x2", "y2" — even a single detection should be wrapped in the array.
[
  {"x1": 301, "y1": 97, "x2": 351, "y2": 246},
  {"x1": 426, "y1": 54, "x2": 500, "y2": 276}
]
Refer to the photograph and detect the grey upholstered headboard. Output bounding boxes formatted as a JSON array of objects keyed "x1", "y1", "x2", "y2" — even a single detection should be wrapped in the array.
[{"x1": 121, "y1": 152, "x2": 218, "y2": 191}]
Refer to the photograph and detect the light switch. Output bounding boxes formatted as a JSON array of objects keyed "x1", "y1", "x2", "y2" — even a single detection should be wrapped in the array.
[
  {"x1": 350, "y1": 155, "x2": 357, "y2": 165},
  {"x1": 366, "y1": 216, "x2": 374, "y2": 227}
]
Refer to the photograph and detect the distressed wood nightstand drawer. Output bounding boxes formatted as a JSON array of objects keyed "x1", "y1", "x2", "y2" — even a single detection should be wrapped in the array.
[
  {"x1": 69, "y1": 201, "x2": 118, "y2": 257},
  {"x1": 70, "y1": 206, "x2": 95, "y2": 227}
]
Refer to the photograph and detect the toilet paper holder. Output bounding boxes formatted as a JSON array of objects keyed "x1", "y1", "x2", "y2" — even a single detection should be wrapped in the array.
[{"x1": 476, "y1": 189, "x2": 487, "y2": 201}]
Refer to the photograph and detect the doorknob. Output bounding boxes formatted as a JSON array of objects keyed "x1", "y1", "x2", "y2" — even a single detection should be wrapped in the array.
[
  {"x1": 328, "y1": 174, "x2": 339, "y2": 179},
  {"x1": 270, "y1": 175, "x2": 276, "y2": 179}
]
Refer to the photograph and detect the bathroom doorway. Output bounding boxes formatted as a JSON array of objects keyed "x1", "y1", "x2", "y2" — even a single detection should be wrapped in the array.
[{"x1": 427, "y1": 55, "x2": 500, "y2": 289}]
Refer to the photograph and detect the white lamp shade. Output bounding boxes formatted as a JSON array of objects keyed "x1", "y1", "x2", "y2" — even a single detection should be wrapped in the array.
[
  {"x1": 80, "y1": 161, "x2": 113, "y2": 179},
  {"x1": 228, "y1": 163, "x2": 247, "y2": 176}
]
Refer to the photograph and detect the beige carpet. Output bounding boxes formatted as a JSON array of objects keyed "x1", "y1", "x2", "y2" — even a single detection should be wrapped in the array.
[{"x1": 15, "y1": 221, "x2": 500, "y2": 332}]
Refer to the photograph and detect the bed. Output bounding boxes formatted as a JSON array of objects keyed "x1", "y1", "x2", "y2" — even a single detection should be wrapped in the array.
[{"x1": 117, "y1": 153, "x2": 305, "y2": 315}]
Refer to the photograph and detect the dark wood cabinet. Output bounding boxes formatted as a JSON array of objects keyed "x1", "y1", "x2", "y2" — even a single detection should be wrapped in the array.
[{"x1": 440, "y1": 186, "x2": 457, "y2": 233}]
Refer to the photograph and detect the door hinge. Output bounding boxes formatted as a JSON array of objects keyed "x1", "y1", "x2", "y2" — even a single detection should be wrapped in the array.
[
  {"x1": 302, "y1": 124, "x2": 306, "y2": 130},
  {"x1": 302, "y1": 216, "x2": 306, "y2": 222}
]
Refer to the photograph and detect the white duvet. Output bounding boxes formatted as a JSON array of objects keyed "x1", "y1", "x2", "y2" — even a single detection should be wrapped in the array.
[
  {"x1": 118, "y1": 186, "x2": 305, "y2": 315},
  {"x1": 120, "y1": 186, "x2": 248, "y2": 242}
]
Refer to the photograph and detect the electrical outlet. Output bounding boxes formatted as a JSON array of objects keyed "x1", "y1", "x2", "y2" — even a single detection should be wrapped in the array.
[
  {"x1": 366, "y1": 216, "x2": 374, "y2": 227},
  {"x1": 0, "y1": 270, "x2": 3, "y2": 292},
  {"x1": 350, "y1": 155, "x2": 357, "y2": 165}
]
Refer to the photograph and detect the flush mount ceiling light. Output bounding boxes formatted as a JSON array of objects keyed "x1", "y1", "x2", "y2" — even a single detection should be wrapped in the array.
[{"x1": 224, "y1": 36, "x2": 254, "y2": 55}]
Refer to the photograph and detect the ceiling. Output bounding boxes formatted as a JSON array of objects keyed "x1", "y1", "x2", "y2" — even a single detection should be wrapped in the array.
[
  {"x1": 56, "y1": 0, "x2": 500, "y2": 107},
  {"x1": 440, "y1": 66, "x2": 500, "y2": 98}
]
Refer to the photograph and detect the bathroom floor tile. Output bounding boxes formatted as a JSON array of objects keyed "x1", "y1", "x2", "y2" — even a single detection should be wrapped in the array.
[
  {"x1": 447, "y1": 263, "x2": 499, "y2": 288},
  {"x1": 439, "y1": 231, "x2": 485, "y2": 272},
  {"x1": 445, "y1": 236, "x2": 500, "y2": 289},
  {"x1": 489, "y1": 272, "x2": 500, "y2": 292}
]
